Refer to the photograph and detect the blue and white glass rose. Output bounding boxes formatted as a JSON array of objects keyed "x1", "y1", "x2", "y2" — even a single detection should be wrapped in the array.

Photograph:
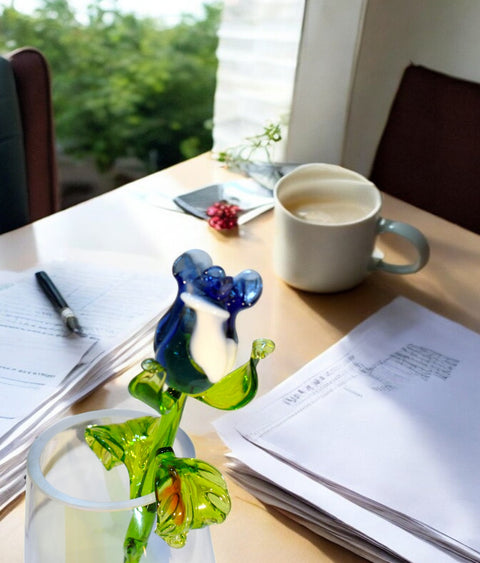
[{"x1": 84, "y1": 249, "x2": 275, "y2": 562}]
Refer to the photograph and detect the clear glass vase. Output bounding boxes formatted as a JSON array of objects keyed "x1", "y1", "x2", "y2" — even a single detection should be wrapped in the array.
[{"x1": 25, "y1": 409, "x2": 215, "y2": 562}]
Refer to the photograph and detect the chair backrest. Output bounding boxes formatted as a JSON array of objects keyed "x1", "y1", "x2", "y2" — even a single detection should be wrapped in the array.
[
  {"x1": 0, "y1": 55, "x2": 30, "y2": 232},
  {"x1": 370, "y1": 64, "x2": 480, "y2": 234},
  {"x1": 1, "y1": 47, "x2": 59, "y2": 233}
]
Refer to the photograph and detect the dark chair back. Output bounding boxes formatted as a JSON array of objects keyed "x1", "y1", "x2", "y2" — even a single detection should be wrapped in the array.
[
  {"x1": 1, "y1": 47, "x2": 59, "y2": 233},
  {"x1": 0, "y1": 55, "x2": 29, "y2": 232},
  {"x1": 370, "y1": 64, "x2": 480, "y2": 234}
]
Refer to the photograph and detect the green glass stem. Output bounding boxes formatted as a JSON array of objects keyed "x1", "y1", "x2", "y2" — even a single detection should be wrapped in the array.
[
  {"x1": 85, "y1": 391, "x2": 187, "y2": 563},
  {"x1": 123, "y1": 392, "x2": 187, "y2": 563}
]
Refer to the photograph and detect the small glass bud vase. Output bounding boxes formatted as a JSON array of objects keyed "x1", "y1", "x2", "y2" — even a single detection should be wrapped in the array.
[{"x1": 25, "y1": 409, "x2": 215, "y2": 563}]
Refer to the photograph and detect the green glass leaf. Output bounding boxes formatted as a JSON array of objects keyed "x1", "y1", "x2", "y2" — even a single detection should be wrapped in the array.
[
  {"x1": 85, "y1": 416, "x2": 163, "y2": 474},
  {"x1": 128, "y1": 359, "x2": 185, "y2": 414},
  {"x1": 193, "y1": 338, "x2": 275, "y2": 410},
  {"x1": 154, "y1": 448, "x2": 231, "y2": 548}
]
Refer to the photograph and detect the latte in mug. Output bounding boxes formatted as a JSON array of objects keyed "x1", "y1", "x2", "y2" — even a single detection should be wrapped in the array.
[
  {"x1": 273, "y1": 163, "x2": 430, "y2": 292},
  {"x1": 284, "y1": 196, "x2": 372, "y2": 225}
]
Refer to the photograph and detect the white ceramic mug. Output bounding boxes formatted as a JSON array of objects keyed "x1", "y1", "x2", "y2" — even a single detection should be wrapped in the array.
[{"x1": 273, "y1": 163, "x2": 430, "y2": 293}]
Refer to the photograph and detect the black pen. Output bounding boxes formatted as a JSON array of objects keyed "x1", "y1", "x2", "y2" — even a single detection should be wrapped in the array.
[{"x1": 35, "y1": 271, "x2": 85, "y2": 336}]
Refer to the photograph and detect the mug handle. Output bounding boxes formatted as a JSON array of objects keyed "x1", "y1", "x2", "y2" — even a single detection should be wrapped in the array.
[{"x1": 370, "y1": 217, "x2": 430, "y2": 274}]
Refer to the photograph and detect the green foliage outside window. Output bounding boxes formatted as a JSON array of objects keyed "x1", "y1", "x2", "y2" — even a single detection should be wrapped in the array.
[{"x1": 0, "y1": 0, "x2": 222, "y2": 172}]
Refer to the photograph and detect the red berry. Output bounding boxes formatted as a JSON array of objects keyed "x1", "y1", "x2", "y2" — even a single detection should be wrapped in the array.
[{"x1": 207, "y1": 201, "x2": 241, "y2": 230}]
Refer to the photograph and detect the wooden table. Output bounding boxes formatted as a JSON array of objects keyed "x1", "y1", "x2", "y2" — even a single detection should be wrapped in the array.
[{"x1": 1, "y1": 153, "x2": 479, "y2": 562}]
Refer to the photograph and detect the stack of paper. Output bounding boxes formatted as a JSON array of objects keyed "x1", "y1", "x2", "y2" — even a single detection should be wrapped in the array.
[
  {"x1": 0, "y1": 259, "x2": 175, "y2": 511},
  {"x1": 215, "y1": 298, "x2": 480, "y2": 563}
]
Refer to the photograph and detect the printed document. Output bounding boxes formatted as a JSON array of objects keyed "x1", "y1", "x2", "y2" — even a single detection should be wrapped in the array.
[
  {"x1": 0, "y1": 260, "x2": 175, "y2": 438},
  {"x1": 216, "y1": 297, "x2": 480, "y2": 562},
  {"x1": 0, "y1": 257, "x2": 176, "y2": 511}
]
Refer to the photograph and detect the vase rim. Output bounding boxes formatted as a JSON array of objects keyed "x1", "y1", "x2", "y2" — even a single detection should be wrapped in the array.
[{"x1": 26, "y1": 408, "x2": 194, "y2": 512}]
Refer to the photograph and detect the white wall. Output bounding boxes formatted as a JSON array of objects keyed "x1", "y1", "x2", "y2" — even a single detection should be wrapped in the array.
[
  {"x1": 343, "y1": 0, "x2": 480, "y2": 176},
  {"x1": 285, "y1": 0, "x2": 367, "y2": 164},
  {"x1": 287, "y1": 0, "x2": 480, "y2": 175}
]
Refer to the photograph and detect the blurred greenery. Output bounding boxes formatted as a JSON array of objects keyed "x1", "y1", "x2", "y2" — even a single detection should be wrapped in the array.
[{"x1": 0, "y1": 0, "x2": 222, "y2": 172}]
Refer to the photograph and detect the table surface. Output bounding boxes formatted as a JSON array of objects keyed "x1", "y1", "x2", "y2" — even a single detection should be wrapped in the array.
[{"x1": 1, "y1": 153, "x2": 479, "y2": 562}]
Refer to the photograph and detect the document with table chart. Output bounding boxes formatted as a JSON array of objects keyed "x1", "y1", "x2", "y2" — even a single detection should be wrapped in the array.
[{"x1": 215, "y1": 297, "x2": 480, "y2": 563}]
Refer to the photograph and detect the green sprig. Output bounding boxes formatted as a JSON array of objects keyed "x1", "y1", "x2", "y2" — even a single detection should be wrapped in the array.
[{"x1": 216, "y1": 121, "x2": 282, "y2": 171}]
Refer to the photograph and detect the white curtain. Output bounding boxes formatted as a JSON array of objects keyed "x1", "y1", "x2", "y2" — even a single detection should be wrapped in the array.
[{"x1": 212, "y1": 0, "x2": 306, "y2": 161}]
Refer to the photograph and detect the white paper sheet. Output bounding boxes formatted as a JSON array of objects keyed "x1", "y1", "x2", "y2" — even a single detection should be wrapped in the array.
[
  {"x1": 215, "y1": 414, "x2": 461, "y2": 563},
  {"x1": 0, "y1": 261, "x2": 175, "y2": 438},
  {"x1": 215, "y1": 297, "x2": 480, "y2": 562}
]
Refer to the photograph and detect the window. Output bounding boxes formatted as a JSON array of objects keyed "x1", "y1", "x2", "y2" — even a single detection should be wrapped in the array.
[{"x1": 212, "y1": 0, "x2": 305, "y2": 161}]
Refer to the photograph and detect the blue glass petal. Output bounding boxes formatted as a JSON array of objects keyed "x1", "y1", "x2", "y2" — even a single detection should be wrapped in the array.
[{"x1": 153, "y1": 250, "x2": 263, "y2": 394}]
